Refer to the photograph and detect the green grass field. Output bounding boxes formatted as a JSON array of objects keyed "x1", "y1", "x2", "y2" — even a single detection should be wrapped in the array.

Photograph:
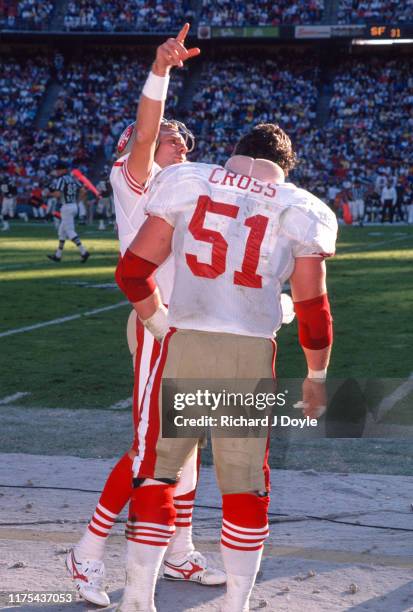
[
  {"x1": 1, "y1": 222, "x2": 412, "y2": 473},
  {"x1": 0, "y1": 222, "x2": 412, "y2": 409}
]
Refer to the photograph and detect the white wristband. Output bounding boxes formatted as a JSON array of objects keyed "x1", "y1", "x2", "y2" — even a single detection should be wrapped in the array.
[
  {"x1": 142, "y1": 71, "x2": 170, "y2": 101},
  {"x1": 308, "y1": 368, "x2": 327, "y2": 381},
  {"x1": 140, "y1": 304, "x2": 169, "y2": 342}
]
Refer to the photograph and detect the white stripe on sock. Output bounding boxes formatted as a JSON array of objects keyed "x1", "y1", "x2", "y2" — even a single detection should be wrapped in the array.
[
  {"x1": 126, "y1": 533, "x2": 173, "y2": 543},
  {"x1": 127, "y1": 521, "x2": 175, "y2": 532},
  {"x1": 97, "y1": 502, "x2": 118, "y2": 519},
  {"x1": 222, "y1": 526, "x2": 269, "y2": 540},
  {"x1": 221, "y1": 534, "x2": 265, "y2": 549},
  {"x1": 93, "y1": 513, "x2": 115, "y2": 527},
  {"x1": 89, "y1": 520, "x2": 111, "y2": 535},
  {"x1": 223, "y1": 518, "x2": 269, "y2": 534}
]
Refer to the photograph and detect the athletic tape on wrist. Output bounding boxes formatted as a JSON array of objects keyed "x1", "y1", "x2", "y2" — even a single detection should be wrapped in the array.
[
  {"x1": 140, "y1": 304, "x2": 169, "y2": 342},
  {"x1": 142, "y1": 71, "x2": 170, "y2": 101},
  {"x1": 308, "y1": 368, "x2": 327, "y2": 381}
]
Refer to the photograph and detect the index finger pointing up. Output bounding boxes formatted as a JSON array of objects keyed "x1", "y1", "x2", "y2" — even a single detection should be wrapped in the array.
[{"x1": 176, "y1": 22, "x2": 190, "y2": 44}]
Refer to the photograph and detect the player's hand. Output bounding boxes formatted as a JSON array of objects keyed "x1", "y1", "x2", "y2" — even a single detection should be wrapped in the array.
[
  {"x1": 300, "y1": 378, "x2": 327, "y2": 420},
  {"x1": 153, "y1": 23, "x2": 200, "y2": 76}
]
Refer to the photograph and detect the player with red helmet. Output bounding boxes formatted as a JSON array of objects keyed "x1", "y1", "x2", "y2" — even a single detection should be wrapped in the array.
[{"x1": 65, "y1": 25, "x2": 226, "y2": 607}]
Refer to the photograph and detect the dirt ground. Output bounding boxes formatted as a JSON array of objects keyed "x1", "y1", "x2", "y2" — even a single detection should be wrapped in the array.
[{"x1": 0, "y1": 453, "x2": 412, "y2": 611}]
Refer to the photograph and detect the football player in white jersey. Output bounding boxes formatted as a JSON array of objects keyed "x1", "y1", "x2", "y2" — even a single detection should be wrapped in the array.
[
  {"x1": 66, "y1": 25, "x2": 225, "y2": 607},
  {"x1": 115, "y1": 122, "x2": 338, "y2": 611}
]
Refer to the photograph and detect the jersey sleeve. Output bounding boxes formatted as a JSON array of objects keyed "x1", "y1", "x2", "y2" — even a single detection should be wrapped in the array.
[
  {"x1": 281, "y1": 195, "x2": 338, "y2": 258},
  {"x1": 110, "y1": 158, "x2": 144, "y2": 207},
  {"x1": 113, "y1": 155, "x2": 148, "y2": 196}
]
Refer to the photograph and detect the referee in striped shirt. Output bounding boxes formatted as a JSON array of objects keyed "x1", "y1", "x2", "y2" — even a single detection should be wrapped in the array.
[{"x1": 47, "y1": 161, "x2": 90, "y2": 263}]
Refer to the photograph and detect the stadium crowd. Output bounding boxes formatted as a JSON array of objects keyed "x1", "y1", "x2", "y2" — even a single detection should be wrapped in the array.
[
  {"x1": 1, "y1": 50, "x2": 412, "y2": 226},
  {"x1": 289, "y1": 57, "x2": 413, "y2": 222},
  {"x1": 63, "y1": 0, "x2": 194, "y2": 32},
  {"x1": 183, "y1": 53, "x2": 319, "y2": 164},
  {"x1": 0, "y1": 0, "x2": 325, "y2": 31},
  {"x1": 47, "y1": 54, "x2": 183, "y2": 163},
  {"x1": 199, "y1": 0, "x2": 324, "y2": 26},
  {"x1": 184, "y1": 53, "x2": 412, "y2": 224},
  {"x1": 0, "y1": 52, "x2": 184, "y2": 218},
  {"x1": 0, "y1": 55, "x2": 54, "y2": 207},
  {"x1": 0, "y1": 0, "x2": 55, "y2": 29},
  {"x1": 337, "y1": 0, "x2": 413, "y2": 24},
  {"x1": 2, "y1": 0, "x2": 412, "y2": 31}
]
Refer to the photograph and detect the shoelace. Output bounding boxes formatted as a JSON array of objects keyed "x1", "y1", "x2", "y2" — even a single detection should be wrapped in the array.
[
  {"x1": 83, "y1": 560, "x2": 105, "y2": 588},
  {"x1": 187, "y1": 551, "x2": 207, "y2": 571}
]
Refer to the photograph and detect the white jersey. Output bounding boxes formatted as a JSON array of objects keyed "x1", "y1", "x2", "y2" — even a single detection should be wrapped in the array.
[
  {"x1": 110, "y1": 154, "x2": 174, "y2": 302},
  {"x1": 144, "y1": 161, "x2": 338, "y2": 338}
]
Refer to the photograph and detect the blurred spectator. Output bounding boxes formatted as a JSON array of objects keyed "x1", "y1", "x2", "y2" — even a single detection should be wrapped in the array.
[
  {"x1": 96, "y1": 171, "x2": 113, "y2": 230},
  {"x1": 338, "y1": 0, "x2": 413, "y2": 24},
  {"x1": 407, "y1": 200, "x2": 413, "y2": 224},
  {"x1": 381, "y1": 179, "x2": 398, "y2": 222},
  {"x1": 200, "y1": 0, "x2": 324, "y2": 26},
  {"x1": 363, "y1": 185, "x2": 381, "y2": 223},
  {"x1": 1, "y1": 172, "x2": 17, "y2": 230},
  {"x1": 29, "y1": 183, "x2": 47, "y2": 219},
  {"x1": 348, "y1": 180, "x2": 365, "y2": 226}
]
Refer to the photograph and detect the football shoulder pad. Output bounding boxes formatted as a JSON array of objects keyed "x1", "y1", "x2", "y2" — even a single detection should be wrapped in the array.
[
  {"x1": 146, "y1": 161, "x2": 217, "y2": 193},
  {"x1": 144, "y1": 162, "x2": 221, "y2": 221},
  {"x1": 280, "y1": 187, "x2": 338, "y2": 257}
]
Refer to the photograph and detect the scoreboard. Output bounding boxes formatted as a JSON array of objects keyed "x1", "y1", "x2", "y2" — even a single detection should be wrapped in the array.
[
  {"x1": 369, "y1": 26, "x2": 403, "y2": 39},
  {"x1": 202, "y1": 23, "x2": 413, "y2": 40}
]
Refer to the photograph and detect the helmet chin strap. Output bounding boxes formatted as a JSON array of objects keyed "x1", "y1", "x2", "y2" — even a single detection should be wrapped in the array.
[
  {"x1": 225, "y1": 155, "x2": 285, "y2": 183},
  {"x1": 156, "y1": 118, "x2": 195, "y2": 153}
]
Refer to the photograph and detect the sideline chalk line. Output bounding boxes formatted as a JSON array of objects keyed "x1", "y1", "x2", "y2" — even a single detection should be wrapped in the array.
[
  {"x1": 0, "y1": 301, "x2": 128, "y2": 339},
  {"x1": 0, "y1": 392, "x2": 31, "y2": 405}
]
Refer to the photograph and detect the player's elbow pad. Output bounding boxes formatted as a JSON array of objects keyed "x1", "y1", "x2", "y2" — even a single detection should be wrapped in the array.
[
  {"x1": 293, "y1": 294, "x2": 333, "y2": 350},
  {"x1": 115, "y1": 249, "x2": 158, "y2": 303}
]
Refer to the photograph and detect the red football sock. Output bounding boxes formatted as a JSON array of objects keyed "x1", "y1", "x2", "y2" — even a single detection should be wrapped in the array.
[
  {"x1": 76, "y1": 453, "x2": 133, "y2": 560},
  {"x1": 166, "y1": 489, "x2": 196, "y2": 559}
]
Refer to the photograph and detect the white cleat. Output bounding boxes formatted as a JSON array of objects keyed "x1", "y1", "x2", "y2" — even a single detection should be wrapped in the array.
[
  {"x1": 66, "y1": 549, "x2": 110, "y2": 607},
  {"x1": 163, "y1": 550, "x2": 226, "y2": 586}
]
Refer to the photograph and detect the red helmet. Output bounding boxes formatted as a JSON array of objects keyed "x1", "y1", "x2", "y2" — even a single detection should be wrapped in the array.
[
  {"x1": 115, "y1": 118, "x2": 195, "y2": 158},
  {"x1": 116, "y1": 122, "x2": 135, "y2": 157}
]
